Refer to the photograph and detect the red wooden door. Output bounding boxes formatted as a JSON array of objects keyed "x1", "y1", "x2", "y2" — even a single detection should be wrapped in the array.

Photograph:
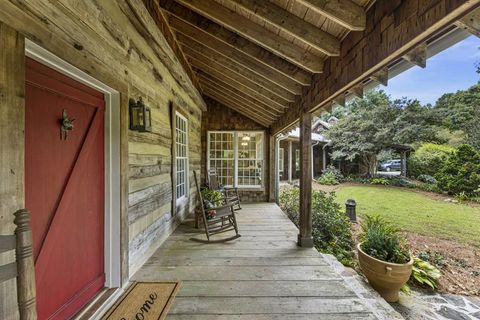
[{"x1": 25, "y1": 58, "x2": 105, "y2": 320}]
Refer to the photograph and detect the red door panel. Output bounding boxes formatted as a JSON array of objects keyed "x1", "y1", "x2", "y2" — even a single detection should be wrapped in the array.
[{"x1": 25, "y1": 58, "x2": 105, "y2": 320}]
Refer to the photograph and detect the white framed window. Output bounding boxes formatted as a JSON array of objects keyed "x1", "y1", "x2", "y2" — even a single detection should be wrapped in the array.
[
  {"x1": 208, "y1": 131, "x2": 264, "y2": 188},
  {"x1": 279, "y1": 148, "x2": 284, "y2": 173},
  {"x1": 175, "y1": 112, "x2": 188, "y2": 199},
  {"x1": 295, "y1": 149, "x2": 300, "y2": 172}
]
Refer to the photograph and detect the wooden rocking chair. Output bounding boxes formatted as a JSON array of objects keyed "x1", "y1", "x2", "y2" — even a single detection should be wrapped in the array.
[
  {"x1": 192, "y1": 171, "x2": 241, "y2": 243},
  {"x1": 207, "y1": 169, "x2": 241, "y2": 211},
  {"x1": 0, "y1": 209, "x2": 37, "y2": 319}
]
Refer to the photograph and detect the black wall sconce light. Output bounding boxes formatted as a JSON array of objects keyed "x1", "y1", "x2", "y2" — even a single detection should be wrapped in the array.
[{"x1": 129, "y1": 97, "x2": 152, "y2": 132}]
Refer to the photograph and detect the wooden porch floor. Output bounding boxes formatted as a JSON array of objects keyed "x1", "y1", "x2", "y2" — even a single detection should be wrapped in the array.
[{"x1": 133, "y1": 203, "x2": 382, "y2": 319}]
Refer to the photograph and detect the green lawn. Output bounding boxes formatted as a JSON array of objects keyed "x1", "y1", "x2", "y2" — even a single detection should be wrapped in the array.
[{"x1": 334, "y1": 186, "x2": 480, "y2": 248}]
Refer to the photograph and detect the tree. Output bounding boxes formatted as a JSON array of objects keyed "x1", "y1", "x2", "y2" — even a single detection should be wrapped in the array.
[
  {"x1": 433, "y1": 82, "x2": 480, "y2": 132},
  {"x1": 436, "y1": 144, "x2": 480, "y2": 196},
  {"x1": 325, "y1": 91, "x2": 441, "y2": 176}
]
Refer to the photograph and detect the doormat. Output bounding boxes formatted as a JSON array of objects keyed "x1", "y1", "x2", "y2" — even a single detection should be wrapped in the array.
[{"x1": 101, "y1": 282, "x2": 181, "y2": 320}]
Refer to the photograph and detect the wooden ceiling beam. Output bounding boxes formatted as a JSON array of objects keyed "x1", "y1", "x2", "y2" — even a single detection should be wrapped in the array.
[
  {"x1": 402, "y1": 43, "x2": 427, "y2": 68},
  {"x1": 456, "y1": 9, "x2": 480, "y2": 37},
  {"x1": 200, "y1": 78, "x2": 280, "y2": 119},
  {"x1": 296, "y1": 0, "x2": 366, "y2": 31},
  {"x1": 167, "y1": 0, "x2": 325, "y2": 72},
  {"x1": 159, "y1": 0, "x2": 313, "y2": 85},
  {"x1": 198, "y1": 75, "x2": 285, "y2": 117},
  {"x1": 184, "y1": 47, "x2": 290, "y2": 107},
  {"x1": 170, "y1": 18, "x2": 308, "y2": 93},
  {"x1": 202, "y1": 89, "x2": 274, "y2": 125},
  {"x1": 204, "y1": 92, "x2": 272, "y2": 126},
  {"x1": 193, "y1": 65, "x2": 287, "y2": 112},
  {"x1": 198, "y1": 74, "x2": 283, "y2": 116},
  {"x1": 181, "y1": 44, "x2": 301, "y2": 97},
  {"x1": 370, "y1": 67, "x2": 389, "y2": 86},
  {"x1": 188, "y1": 57, "x2": 289, "y2": 110},
  {"x1": 228, "y1": 0, "x2": 340, "y2": 55}
]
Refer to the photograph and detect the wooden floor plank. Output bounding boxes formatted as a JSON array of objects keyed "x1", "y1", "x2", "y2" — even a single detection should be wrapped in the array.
[
  {"x1": 169, "y1": 297, "x2": 370, "y2": 314},
  {"x1": 133, "y1": 203, "x2": 378, "y2": 319},
  {"x1": 134, "y1": 265, "x2": 341, "y2": 281},
  {"x1": 167, "y1": 315, "x2": 376, "y2": 320},
  {"x1": 175, "y1": 280, "x2": 355, "y2": 297},
  {"x1": 142, "y1": 256, "x2": 328, "y2": 267}
]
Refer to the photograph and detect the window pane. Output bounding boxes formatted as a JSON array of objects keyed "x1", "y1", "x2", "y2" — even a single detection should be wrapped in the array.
[{"x1": 208, "y1": 132, "x2": 234, "y2": 186}]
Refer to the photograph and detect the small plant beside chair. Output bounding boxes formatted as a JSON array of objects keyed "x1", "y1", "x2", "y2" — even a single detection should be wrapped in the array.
[
  {"x1": 191, "y1": 171, "x2": 241, "y2": 243},
  {"x1": 207, "y1": 169, "x2": 241, "y2": 211}
]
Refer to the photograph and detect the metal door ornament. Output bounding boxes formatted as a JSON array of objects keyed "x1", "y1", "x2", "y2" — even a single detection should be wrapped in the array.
[{"x1": 60, "y1": 109, "x2": 75, "y2": 140}]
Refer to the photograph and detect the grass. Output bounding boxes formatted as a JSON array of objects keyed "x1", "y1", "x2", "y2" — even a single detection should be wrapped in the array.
[{"x1": 334, "y1": 186, "x2": 480, "y2": 248}]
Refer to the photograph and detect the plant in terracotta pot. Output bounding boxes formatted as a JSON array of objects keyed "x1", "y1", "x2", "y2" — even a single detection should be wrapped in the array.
[{"x1": 357, "y1": 215, "x2": 413, "y2": 302}]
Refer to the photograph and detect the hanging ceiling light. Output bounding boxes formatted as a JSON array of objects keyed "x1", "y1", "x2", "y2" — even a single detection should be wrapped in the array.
[
  {"x1": 241, "y1": 142, "x2": 248, "y2": 146},
  {"x1": 242, "y1": 134, "x2": 251, "y2": 141}
]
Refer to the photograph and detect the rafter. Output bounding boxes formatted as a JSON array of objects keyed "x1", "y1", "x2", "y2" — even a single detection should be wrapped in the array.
[
  {"x1": 197, "y1": 77, "x2": 284, "y2": 117},
  {"x1": 181, "y1": 43, "x2": 301, "y2": 97},
  {"x1": 159, "y1": 0, "x2": 313, "y2": 85},
  {"x1": 170, "y1": 17, "x2": 309, "y2": 94},
  {"x1": 202, "y1": 88, "x2": 274, "y2": 125},
  {"x1": 196, "y1": 63, "x2": 286, "y2": 112},
  {"x1": 228, "y1": 0, "x2": 340, "y2": 55},
  {"x1": 184, "y1": 47, "x2": 289, "y2": 107},
  {"x1": 198, "y1": 74, "x2": 283, "y2": 116},
  {"x1": 167, "y1": 0, "x2": 325, "y2": 72},
  {"x1": 296, "y1": 0, "x2": 366, "y2": 31}
]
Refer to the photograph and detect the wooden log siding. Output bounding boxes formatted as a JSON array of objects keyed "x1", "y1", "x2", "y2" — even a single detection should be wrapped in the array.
[
  {"x1": 0, "y1": 2, "x2": 205, "y2": 308},
  {"x1": 271, "y1": 0, "x2": 480, "y2": 134}
]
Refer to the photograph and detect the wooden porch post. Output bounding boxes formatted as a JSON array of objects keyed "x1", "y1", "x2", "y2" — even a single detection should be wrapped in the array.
[
  {"x1": 0, "y1": 22, "x2": 26, "y2": 319},
  {"x1": 288, "y1": 140, "x2": 292, "y2": 183},
  {"x1": 401, "y1": 151, "x2": 407, "y2": 177},
  {"x1": 268, "y1": 134, "x2": 276, "y2": 202},
  {"x1": 298, "y1": 111, "x2": 313, "y2": 248}
]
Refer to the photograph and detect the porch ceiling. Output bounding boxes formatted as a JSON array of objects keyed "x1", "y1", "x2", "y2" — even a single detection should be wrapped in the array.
[{"x1": 145, "y1": 0, "x2": 374, "y2": 126}]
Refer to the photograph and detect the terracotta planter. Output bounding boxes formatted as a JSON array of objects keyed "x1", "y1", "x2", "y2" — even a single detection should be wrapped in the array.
[{"x1": 357, "y1": 243, "x2": 413, "y2": 302}]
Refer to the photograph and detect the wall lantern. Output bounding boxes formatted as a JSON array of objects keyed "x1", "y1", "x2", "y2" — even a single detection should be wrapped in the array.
[{"x1": 129, "y1": 97, "x2": 152, "y2": 132}]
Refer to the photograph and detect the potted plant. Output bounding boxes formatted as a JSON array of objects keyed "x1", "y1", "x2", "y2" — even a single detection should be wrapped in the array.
[{"x1": 357, "y1": 215, "x2": 413, "y2": 302}]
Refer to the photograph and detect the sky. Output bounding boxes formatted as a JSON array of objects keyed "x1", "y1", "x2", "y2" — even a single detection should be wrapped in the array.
[{"x1": 380, "y1": 35, "x2": 480, "y2": 106}]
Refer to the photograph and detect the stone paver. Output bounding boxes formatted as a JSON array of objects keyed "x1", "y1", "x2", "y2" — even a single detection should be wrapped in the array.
[{"x1": 391, "y1": 289, "x2": 480, "y2": 320}]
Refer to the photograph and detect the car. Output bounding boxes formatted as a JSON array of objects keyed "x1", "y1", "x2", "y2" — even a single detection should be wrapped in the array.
[{"x1": 379, "y1": 159, "x2": 401, "y2": 172}]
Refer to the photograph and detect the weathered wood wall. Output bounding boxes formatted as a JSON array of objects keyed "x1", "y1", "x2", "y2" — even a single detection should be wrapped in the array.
[
  {"x1": 271, "y1": 0, "x2": 480, "y2": 134},
  {"x1": 0, "y1": 22, "x2": 25, "y2": 320},
  {"x1": 0, "y1": 1, "x2": 205, "y2": 318},
  {"x1": 201, "y1": 97, "x2": 271, "y2": 202}
]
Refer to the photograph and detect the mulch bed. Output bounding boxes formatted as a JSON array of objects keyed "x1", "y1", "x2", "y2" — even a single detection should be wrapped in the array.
[{"x1": 406, "y1": 232, "x2": 480, "y2": 296}]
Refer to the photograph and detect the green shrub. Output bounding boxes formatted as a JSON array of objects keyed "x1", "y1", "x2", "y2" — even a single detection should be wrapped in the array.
[
  {"x1": 370, "y1": 177, "x2": 390, "y2": 185},
  {"x1": 436, "y1": 144, "x2": 480, "y2": 196},
  {"x1": 322, "y1": 165, "x2": 344, "y2": 182},
  {"x1": 279, "y1": 187, "x2": 353, "y2": 265},
  {"x1": 408, "y1": 143, "x2": 454, "y2": 178},
  {"x1": 417, "y1": 174, "x2": 437, "y2": 184},
  {"x1": 317, "y1": 171, "x2": 339, "y2": 185},
  {"x1": 359, "y1": 215, "x2": 410, "y2": 264},
  {"x1": 201, "y1": 189, "x2": 225, "y2": 208},
  {"x1": 417, "y1": 250, "x2": 445, "y2": 268},
  {"x1": 344, "y1": 175, "x2": 371, "y2": 184},
  {"x1": 415, "y1": 183, "x2": 441, "y2": 193},
  {"x1": 388, "y1": 176, "x2": 415, "y2": 188}
]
